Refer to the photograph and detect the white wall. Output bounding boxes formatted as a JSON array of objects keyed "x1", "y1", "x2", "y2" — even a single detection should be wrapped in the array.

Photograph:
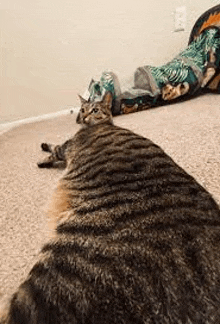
[{"x1": 0, "y1": 0, "x2": 219, "y2": 123}]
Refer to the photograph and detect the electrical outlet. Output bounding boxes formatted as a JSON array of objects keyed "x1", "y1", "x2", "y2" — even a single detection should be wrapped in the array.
[{"x1": 174, "y1": 6, "x2": 186, "y2": 32}]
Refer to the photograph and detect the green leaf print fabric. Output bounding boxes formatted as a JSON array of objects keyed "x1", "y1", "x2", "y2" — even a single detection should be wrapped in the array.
[{"x1": 86, "y1": 28, "x2": 220, "y2": 115}]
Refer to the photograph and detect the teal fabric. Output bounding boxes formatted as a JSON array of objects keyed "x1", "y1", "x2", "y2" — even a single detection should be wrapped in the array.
[
  {"x1": 150, "y1": 28, "x2": 220, "y2": 88},
  {"x1": 88, "y1": 73, "x2": 117, "y2": 101},
  {"x1": 86, "y1": 28, "x2": 220, "y2": 115}
]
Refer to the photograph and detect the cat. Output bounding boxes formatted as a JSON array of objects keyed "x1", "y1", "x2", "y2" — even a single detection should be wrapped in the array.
[
  {"x1": 2, "y1": 91, "x2": 220, "y2": 324},
  {"x1": 37, "y1": 94, "x2": 113, "y2": 168}
]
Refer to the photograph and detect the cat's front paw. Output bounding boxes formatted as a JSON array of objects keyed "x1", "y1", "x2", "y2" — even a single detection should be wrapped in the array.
[
  {"x1": 37, "y1": 161, "x2": 53, "y2": 168},
  {"x1": 41, "y1": 143, "x2": 51, "y2": 152}
]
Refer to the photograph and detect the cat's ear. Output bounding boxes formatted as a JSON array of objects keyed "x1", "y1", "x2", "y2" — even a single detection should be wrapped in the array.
[
  {"x1": 78, "y1": 94, "x2": 89, "y2": 105},
  {"x1": 102, "y1": 92, "x2": 113, "y2": 110}
]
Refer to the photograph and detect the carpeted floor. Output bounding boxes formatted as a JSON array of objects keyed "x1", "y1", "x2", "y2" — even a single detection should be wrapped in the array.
[{"x1": 0, "y1": 92, "x2": 220, "y2": 304}]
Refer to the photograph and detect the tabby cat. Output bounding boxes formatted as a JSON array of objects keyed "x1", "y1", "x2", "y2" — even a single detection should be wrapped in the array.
[{"x1": 1, "y1": 92, "x2": 220, "y2": 324}]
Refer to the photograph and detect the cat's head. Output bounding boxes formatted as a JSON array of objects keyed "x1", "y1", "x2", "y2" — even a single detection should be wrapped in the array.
[{"x1": 76, "y1": 92, "x2": 113, "y2": 126}]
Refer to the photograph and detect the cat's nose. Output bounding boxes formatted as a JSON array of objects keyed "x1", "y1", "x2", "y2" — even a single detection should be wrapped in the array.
[
  {"x1": 83, "y1": 116, "x2": 89, "y2": 124},
  {"x1": 84, "y1": 118, "x2": 89, "y2": 124}
]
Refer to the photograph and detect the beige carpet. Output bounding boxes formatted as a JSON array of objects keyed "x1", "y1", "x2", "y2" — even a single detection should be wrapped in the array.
[{"x1": 1, "y1": 93, "x2": 220, "y2": 304}]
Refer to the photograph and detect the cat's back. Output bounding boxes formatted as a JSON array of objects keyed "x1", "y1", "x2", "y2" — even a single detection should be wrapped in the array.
[
  {"x1": 53, "y1": 122, "x2": 220, "y2": 323},
  {"x1": 63, "y1": 121, "x2": 220, "y2": 226},
  {"x1": 65, "y1": 121, "x2": 178, "y2": 182},
  {"x1": 3, "y1": 122, "x2": 220, "y2": 324}
]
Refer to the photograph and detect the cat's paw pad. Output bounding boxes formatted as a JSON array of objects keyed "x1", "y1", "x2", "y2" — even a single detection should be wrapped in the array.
[{"x1": 41, "y1": 143, "x2": 50, "y2": 152}]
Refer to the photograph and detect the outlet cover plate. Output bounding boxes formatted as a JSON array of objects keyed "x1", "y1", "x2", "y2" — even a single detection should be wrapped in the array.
[{"x1": 174, "y1": 6, "x2": 186, "y2": 32}]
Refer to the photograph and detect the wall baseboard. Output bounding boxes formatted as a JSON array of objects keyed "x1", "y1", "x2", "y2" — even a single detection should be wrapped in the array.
[{"x1": 0, "y1": 107, "x2": 80, "y2": 136}]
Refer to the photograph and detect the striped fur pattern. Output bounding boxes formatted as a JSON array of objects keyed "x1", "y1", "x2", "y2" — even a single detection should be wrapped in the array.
[
  {"x1": 2, "y1": 92, "x2": 220, "y2": 323},
  {"x1": 37, "y1": 93, "x2": 113, "y2": 169}
]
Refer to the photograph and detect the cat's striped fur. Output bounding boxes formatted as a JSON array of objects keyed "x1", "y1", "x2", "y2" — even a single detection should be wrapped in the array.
[{"x1": 2, "y1": 92, "x2": 220, "y2": 323}]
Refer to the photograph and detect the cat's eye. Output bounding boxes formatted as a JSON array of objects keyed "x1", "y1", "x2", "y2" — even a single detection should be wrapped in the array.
[
  {"x1": 81, "y1": 108, "x2": 85, "y2": 113},
  {"x1": 92, "y1": 108, "x2": 99, "y2": 114}
]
